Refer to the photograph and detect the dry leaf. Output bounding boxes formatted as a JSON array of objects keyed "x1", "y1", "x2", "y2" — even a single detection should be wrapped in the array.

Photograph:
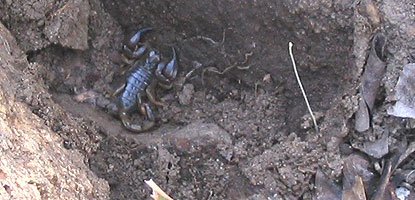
[
  {"x1": 355, "y1": 33, "x2": 387, "y2": 132},
  {"x1": 342, "y1": 176, "x2": 367, "y2": 200}
]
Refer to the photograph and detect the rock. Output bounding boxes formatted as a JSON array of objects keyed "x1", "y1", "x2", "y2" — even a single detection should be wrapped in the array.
[
  {"x1": 342, "y1": 153, "x2": 376, "y2": 194},
  {"x1": 361, "y1": 131, "x2": 389, "y2": 159},
  {"x1": 44, "y1": 0, "x2": 90, "y2": 50},
  {"x1": 178, "y1": 83, "x2": 195, "y2": 106},
  {"x1": 314, "y1": 169, "x2": 342, "y2": 200},
  {"x1": 165, "y1": 121, "x2": 232, "y2": 156},
  {"x1": 241, "y1": 133, "x2": 320, "y2": 198},
  {"x1": 1, "y1": 0, "x2": 90, "y2": 51},
  {"x1": 0, "y1": 22, "x2": 109, "y2": 200},
  {"x1": 387, "y1": 63, "x2": 415, "y2": 119}
]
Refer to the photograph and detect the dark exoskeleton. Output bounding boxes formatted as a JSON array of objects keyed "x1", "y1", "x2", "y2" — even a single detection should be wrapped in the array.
[{"x1": 113, "y1": 27, "x2": 178, "y2": 133}]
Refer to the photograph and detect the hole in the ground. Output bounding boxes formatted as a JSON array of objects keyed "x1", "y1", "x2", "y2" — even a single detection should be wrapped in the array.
[{"x1": 21, "y1": 1, "x2": 355, "y2": 199}]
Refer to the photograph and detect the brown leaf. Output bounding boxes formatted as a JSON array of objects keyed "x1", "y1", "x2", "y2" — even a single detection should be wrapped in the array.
[
  {"x1": 343, "y1": 153, "x2": 376, "y2": 196},
  {"x1": 314, "y1": 169, "x2": 342, "y2": 200},
  {"x1": 342, "y1": 176, "x2": 367, "y2": 200},
  {"x1": 355, "y1": 33, "x2": 387, "y2": 132}
]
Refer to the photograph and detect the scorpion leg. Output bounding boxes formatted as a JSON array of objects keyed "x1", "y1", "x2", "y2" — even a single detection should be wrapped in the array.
[
  {"x1": 137, "y1": 94, "x2": 156, "y2": 121},
  {"x1": 140, "y1": 103, "x2": 155, "y2": 121},
  {"x1": 112, "y1": 83, "x2": 126, "y2": 97},
  {"x1": 155, "y1": 61, "x2": 169, "y2": 83},
  {"x1": 158, "y1": 82, "x2": 173, "y2": 90},
  {"x1": 145, "y1": 81, "x2": 167, "y2": 107}
]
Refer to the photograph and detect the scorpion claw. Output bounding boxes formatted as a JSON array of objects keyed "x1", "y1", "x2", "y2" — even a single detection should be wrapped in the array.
[
  {"x1": 122, "y1": 27, "x2": 152, "y2": 60},
  {"x1": 155, "y1": 47, "x2": 178, "y2": 84},
  {"x1": 123, "y1": 45, "x2": 147, "y2": 60},
  {"x1": 165, "y1": 47, "x2": 178, "y2": 80},
  {"x1": 126, "y1": 27, "x2": 152, "y2": 50},
  {"x1": 155, "y1": 62, "x2": 169, "y2": 83}
]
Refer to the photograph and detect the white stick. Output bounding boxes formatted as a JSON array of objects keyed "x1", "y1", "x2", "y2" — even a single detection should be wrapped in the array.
[
  {"x1": 145, "y1": 179, "x2": 174, "y2": 200},
  {"x1": 288, "y1": 42, "x2": 319, "y2": 133}
]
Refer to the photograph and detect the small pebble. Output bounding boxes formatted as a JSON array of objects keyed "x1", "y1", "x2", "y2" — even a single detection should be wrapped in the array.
[
  {"x1": 96, "y1": 96, "x2": 111, "y2": 108},
  {"x1": 37, "y1": 19, "x2": 44, "y2": 27},
  {"x1": 63, "y1": 140, "x2": 72, "y2": 149},
  {"x1": 178, "y1": 84, "x2": 194, "y2": 105}
]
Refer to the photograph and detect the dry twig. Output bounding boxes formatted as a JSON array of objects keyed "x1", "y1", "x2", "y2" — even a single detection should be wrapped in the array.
[{"x1": 145, "y1": 179, "x2": 174, "y2": 200}]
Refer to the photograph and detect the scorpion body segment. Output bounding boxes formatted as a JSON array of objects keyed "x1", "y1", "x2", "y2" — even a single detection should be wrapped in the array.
[
  {"x1": 119, "y1": 51, "x2": 159, "y2": 111},
  {"x1": 114, "y1": 28, "x2": 178, "y2": 133}
]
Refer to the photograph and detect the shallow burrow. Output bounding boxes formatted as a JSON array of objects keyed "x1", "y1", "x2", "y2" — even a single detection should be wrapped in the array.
[{"x1": 1, "y1": 0, "x2": 414, "y2": 199}]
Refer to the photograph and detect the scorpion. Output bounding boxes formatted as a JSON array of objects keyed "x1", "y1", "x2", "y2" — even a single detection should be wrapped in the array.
[{"x1": 113, "y1": 27, "x2": 178, "y2": 133}]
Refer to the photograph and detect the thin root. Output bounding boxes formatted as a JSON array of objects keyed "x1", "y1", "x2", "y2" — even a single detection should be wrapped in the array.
[
  {"x1": 201, "y1": 51, "x2": 253, "y2": 85},
  {"x1": 50, "y1": 2, "x2": 70, "y2": 19},
  {"x1": 184, "y1": 29, "x2": 226, "y2": 46},
  {"x1": 288, "y1": 42, "x2": 319, "y2": 133}
]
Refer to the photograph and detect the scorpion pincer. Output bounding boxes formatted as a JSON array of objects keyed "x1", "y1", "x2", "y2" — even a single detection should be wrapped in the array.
[{"x1": 113, "y1": 27, "x2": 178, "y2": 133}]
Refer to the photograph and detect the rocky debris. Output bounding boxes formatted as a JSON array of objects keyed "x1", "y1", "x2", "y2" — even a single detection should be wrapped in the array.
[
  {"x1": 315, "y1": 139, "x2": 415, "y2": 200},
  {"x1": 0, "y1": 0, "x2": 90, "y2": 51},
  {"x1": 165, "y1": 121, "x2": 232, "y2": 157},
  {"x1": 90, "y1": 121, "x2": 240, "y2": 199},
  {"x1": 44, "y1": 0, "x2": 90, "y2": 50},
  {"x1": 0, "y1": 0, "x2": 414, "y2": 199},
  {"x1": 342, "y1": 153, "x2": 375, "y2": 196},
  {"x1": 0, "y1": 22, "x2": 109, "y2": 199},
  {"x1": 178, "y1": 83, "x2": 195, "y2": 106},
  {"x1": 242, "y1": 133, "x2": 320, "y2": 198},
  {"x1": 360, "y1": 131, "x2": 389, "y2": 159},
  {"x1": 387, "y1": 63, "x2": 415, "y2": 119},
  {"x1": 341, "y1": 176, "x2": 366, "y2": 200},
  {"x1": 314, "y1": 169, "x2": 342, "y2": 200}
]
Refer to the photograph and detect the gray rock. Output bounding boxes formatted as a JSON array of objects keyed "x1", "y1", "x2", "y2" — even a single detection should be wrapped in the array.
[
  {"x1": 178, "y1": 84, "x2": 195, "y2": 106},
  {"x1": 388, "y1": 63, "x2": 415, "y2": 119},
  {"x1": 361, "y1": 131, "x2": 389, "y2": 159},
  {"x1": 165, "y1": 121, "x2": 232, "y2": 156},
  {"x1": 0, "y1": 22, "x2": 109, "y2": 200}
]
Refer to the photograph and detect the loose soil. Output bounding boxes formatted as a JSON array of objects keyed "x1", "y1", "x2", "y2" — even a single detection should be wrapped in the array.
[{"x1": 0, "y1": 0, "x2": 414, "y2": 199}]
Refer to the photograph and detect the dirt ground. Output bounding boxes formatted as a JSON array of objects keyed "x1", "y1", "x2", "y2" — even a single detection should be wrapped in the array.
[{"x1": 1, "y1": 0, "x2": 414, "y2": 199}]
